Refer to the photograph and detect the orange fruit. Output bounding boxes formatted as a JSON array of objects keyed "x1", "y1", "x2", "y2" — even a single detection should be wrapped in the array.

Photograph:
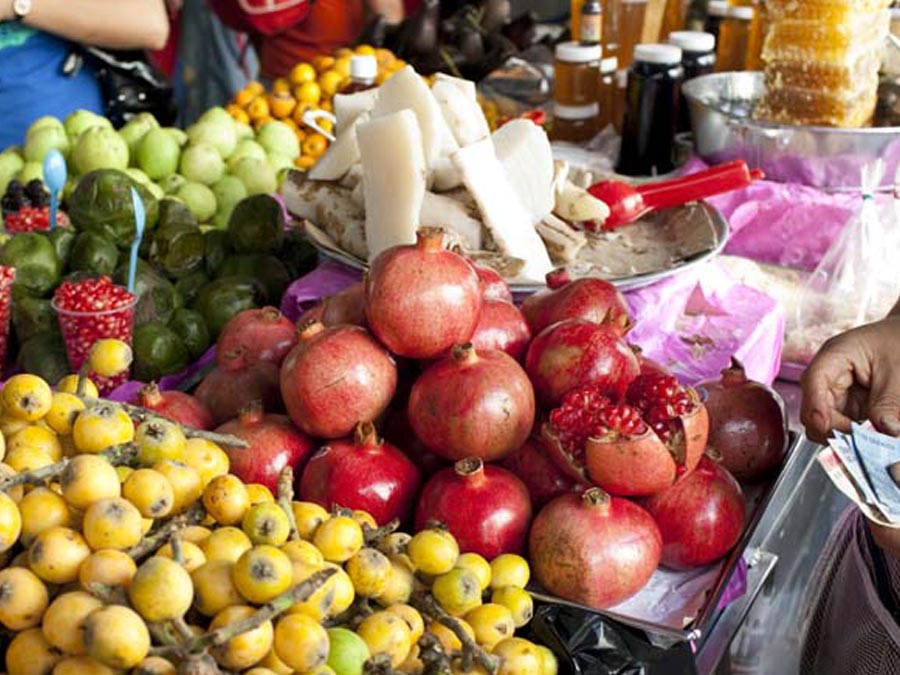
[
  {"x1": 355, "y1": 44, "x2": 376, "y2": 56},
  {"x1": 295, "y1": 81, "x2": 321, "y2": 106},
  {"x1": 318, "y1": 70, "x2": 343, "y2": 99},
  {"x1": 281, "y1": 118, "x2": 299, "y2": 133},
  {"x1": 315, "y1": 117, "x2": 334, "y2": 135},
  {"x1": 295, "y1": 156, "x2": 316, "y2": 170},
  {"x1": 302, "y1": 134, "x2": 328, "y2": 159},
  {"x1": 292, "y1": 102, "x2": 314, "y2": 127},
  {"x1": 289, "y1": 62, "x2": 317, "y2": 86},
  {"x1": 295, "y1": 128, "x2": 307, "y2": 143},
  {"x1": 375, "y1": 48, "x2": 395, "y2": 68},
  {"x1": 234, "y1": 88, "x2": 256, "y2": 107},
  {"x1": 247, "y1": 96, "x2": 270, "y2": 122},
  {"x1": 268, "y1": 93, "x2": 296, "y2": 120},
  {"x1": 272, "y1": 78, "x2": 291, "y2": 96},
  {"x1": 333, "y1": 57, "x2": 351, "y2": 78},
  {"x1": 226, "y1": 104, "x2": 250, "y2": 125},
  {"x1": 312, "y1": 55, "x2": 335, "y2": 73},
  {"x1": 334, "y1": 47, "x2": 353, "y2": 59},
  {"x1": 319, "y1": 100, "x2": 333, "y2": 113},
  {"x1": 245, "y1": 81, "x2": 265, "y2": 96},
  {"x1": 253, "y1": 115, "x2": 275, "y2": 129}
]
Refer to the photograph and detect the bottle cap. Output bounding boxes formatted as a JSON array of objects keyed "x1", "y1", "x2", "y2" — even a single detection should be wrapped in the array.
[
  {"x1": 601, "y1": 56, "x2": 618, "y2": 73},
  {"x1": 728, "y1": 5, "x2": 754, "y2": 19},
  {"x1": 633, "y1": 43, "x2": 683, "y2": 65},
  {"x1": 707, "y1": 0, "x2": 729, "y2": 17},
  {"x1": 554, "y1": 102, "x2": 600, "y2": 120},
  {"x1": 667, "y1": 30, "x2": 715, "y2": 53},
  {"x1": 350, "y1": 55, "x2": 377, "y2": 80},
  {"x1": 555, "y1": 41, "x2": 603, "y2": 63}
]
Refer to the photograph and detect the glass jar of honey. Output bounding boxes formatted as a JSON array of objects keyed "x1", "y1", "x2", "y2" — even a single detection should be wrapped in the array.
[
  {"x1": 598, "y1": 56, "x2": 619, "y2": 129},
  {"x1": 715, "y1": 5, "x2": 753, "y2": 72},
  {"x1": 554, "y1": 41, "x2": 603, "y2": 107},
  {"x1": 551, "y1": 103, "x2": 601, "y2": 143},
  {"x1": 617, "y1": 0, "x2": 649, "y2": 69}
]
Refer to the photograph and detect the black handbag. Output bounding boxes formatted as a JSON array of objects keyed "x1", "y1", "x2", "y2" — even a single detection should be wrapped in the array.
[{"x1": 64, "y1": 46, "x2": 177, "y2": 127}]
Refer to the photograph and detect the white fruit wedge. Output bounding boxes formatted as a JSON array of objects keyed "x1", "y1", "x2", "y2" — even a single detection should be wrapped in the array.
[
  {"x1": 452, "y1": 138, "x2": 553, "y2": 281},
  {"x1": 434, "y1": 73, "x2": 477, "y2": 100},
  {"x1": 357, "y1": 109, "x2": 427, "y2": 261},
  {"x1": 371, "y1": 66, "x2": 454, "y2": 170},
  {"x1": 420, "y1": 191, "x2": 483, "y2": 250},
  {"x1": 308, "y1": 113, "x2": 369, "y2": 181},
  {"x1": 333, "y1": 88, "x2": 379, "y2": 133},
  {"x1": 554, "y1": 179, "x2": 611, "y2": 224},
  {"x1": 492, "y1": 119, "x2": 555, "y2": 225},
  {"x1": 432, "y1": 77, "x2": 490, "y2": 148}
]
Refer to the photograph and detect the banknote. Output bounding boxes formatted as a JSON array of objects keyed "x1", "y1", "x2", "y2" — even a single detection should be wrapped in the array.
[{"x1": 850, "y1": 422, "x2": 900, "y2": 522}]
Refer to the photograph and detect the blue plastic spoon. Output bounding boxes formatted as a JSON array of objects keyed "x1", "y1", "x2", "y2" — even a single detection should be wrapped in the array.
[
  {"x1": 127, "y1": 187, "x2": 145, "y2": 295},
  {"x1": 42, "y1": 149, "x2": 67, "y2": 231}
]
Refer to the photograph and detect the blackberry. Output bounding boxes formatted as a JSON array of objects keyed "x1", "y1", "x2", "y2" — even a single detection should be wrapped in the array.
[
  {"x1": 1, "y1": 193, "x2": 21, "y2": 213},
  {"x1": 24, "y1": 179, "x2": 48, "y2": 207},
  {"x1": 5, "y1": 180, "x2": 24, "y2": 198}
]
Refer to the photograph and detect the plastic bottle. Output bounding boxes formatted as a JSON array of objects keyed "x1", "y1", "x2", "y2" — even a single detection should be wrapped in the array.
[{"x1": 340, "y1": 55, "x2": 378, "y2": 93}]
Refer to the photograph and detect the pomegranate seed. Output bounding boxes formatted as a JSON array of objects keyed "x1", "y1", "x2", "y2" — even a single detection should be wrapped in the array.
[{"x1": 550, "y1": 384, "x2": 648, "y2": 459}]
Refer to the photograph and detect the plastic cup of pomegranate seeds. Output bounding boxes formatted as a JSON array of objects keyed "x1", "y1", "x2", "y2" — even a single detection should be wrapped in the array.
[
  {"x1": 52, "y1": 276, "x2": 137, "y2": 393},
  {"x1": 0, "y1": 266, "x2": 14, "y2": 370}
]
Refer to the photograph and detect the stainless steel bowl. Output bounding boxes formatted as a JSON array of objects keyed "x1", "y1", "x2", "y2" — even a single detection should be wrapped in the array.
[{"x1": 683, "y1": 71, "x2": 900, "y2": 191}]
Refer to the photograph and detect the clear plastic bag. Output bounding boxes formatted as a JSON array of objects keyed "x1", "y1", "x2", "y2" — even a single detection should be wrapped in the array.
[{"x1": 788, "y1": 162, "x2": 900, "y2": 364}]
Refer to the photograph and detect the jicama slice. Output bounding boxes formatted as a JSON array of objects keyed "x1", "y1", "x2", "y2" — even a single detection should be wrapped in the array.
[
  {"x1": 357, "y1": 110, "x2": 427, "y2": 261},
  {"x1": 371, "y1": 66, "x2": 450, "y2": 168},
  {"x1": 333, "y1": 88, "x2": 379, "y2": 133},
  {"x1": 432, "y1": 77, "x2": 491, "y2": 147},
  {"x1": 434, "y1": 73, "x2": 477, "y2": 100},
  {"x1": 492, "y1": 119, "x2": 555, "y2": 225},
  {"x1": 420, "y1": 191, "x2": 483, "y2": 250},
  {"x1": 284, "y1": 177, "x2": 368, "y2": 259},
  {"x1": 536, "y1": 214, "x2": 587, "y2": 263},
  {"x1": 308, "y1": 113, "x2": 369, "y2": 181},
  {"x1": 452, "y1": 138, "x2": 553, "y2": 281}
]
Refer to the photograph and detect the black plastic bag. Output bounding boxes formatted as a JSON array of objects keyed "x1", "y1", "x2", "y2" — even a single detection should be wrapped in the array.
[{"x1": 525, "y1": 603, "x2": 698, "y2": 675}]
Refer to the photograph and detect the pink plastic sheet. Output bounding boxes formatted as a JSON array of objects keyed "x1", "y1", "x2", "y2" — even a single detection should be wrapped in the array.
[{"x1": 682, "y1": 158, "x2": 859, "y2": 271}]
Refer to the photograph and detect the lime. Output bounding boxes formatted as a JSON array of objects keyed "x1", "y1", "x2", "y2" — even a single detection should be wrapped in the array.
[{"x1": 137, "y1": 128, "x2": 181, "y2": 180}]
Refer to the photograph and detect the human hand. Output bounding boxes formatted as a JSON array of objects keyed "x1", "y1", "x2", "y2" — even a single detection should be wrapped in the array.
[
  {"x1": 1, "y1": 0, "x2": 14, "y2": 22},
  {"x1": 800, "y1": 317, "x2": 900, "y2": 444}
]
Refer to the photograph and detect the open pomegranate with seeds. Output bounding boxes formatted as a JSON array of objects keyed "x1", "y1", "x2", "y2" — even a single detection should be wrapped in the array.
[{"x1": 541, "y1": 372, "x2": 709, "y2": 497}]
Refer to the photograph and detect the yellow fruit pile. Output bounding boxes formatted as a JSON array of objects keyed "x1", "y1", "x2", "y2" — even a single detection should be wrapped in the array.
[
  {"x1": 0, "y1": 346, "x2": 557, "y2": 675},
  {"x1": 226, "y1": 45, "x2": 408, "y2": 172}
]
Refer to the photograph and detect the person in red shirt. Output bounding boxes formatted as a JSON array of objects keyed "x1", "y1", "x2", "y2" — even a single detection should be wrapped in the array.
[{"x1": 210, "y1": 0, "x2": 404, "y2": 80}]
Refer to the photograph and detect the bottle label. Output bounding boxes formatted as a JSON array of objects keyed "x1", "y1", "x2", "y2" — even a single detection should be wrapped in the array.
[{"x1": 580, "y1": 14, "x2": 602, "y2": 43}]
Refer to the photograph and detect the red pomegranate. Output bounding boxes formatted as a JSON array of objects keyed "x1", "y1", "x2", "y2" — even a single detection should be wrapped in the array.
[
  {"x1": 541, "y1": 373, "x2": 709, "y2": 496},
  {"x1": 216, "y1": 306, "x2": 297, "y2": 367},
  {"x1": 632, "y1": 345, "x2": 671, "y2": 376},
  {"x1": 365, "y1": 228, "x2": 483, "y2": 359},
  {"x1": 500, "y1": 435, "x2": 582, "y2": 508},
  {"x1": 299, "y1": 421, "x2": 421, "y2": 526},
  {"x1": 525, "y1": 318, "x2": 640, "y2": 405},
  {"x1": 381, "y1": 406, "x2": 449, "y2": 479},
  {"x1": 414, "y1": 458, "x2": 532, "y2": 559},
  {"x1": 280, "y1": 321, "x2": 397, "y2": 439},
  {"x1": 216, "y1": 401, "x2": 316, "y2": 492},
  {"x1": 472, "y1": 263, "x2": 513, "y2": 303},
  {"x1": 408, "y1": 343, "x2": 535, "y2": 462},
  {"x1": 297, "y1": 283, "x2": 367, "y2": 328},
  {"x1": 521, "y1": 269, "x2": 632, "y2": 336},
  {"x1": 195, "y1": 349, "x2": 283, "y2": 426},
  {"x1": 697, "y1": 358, "x2": 789, "y2": 480},
  {"x1": 529, "y1": 488, "x2": 661, "y2": 609},
  {"x1": 643, "y1": 455, "x2": 746, "y2": 570},
  {"x1": 137, "y1": 383, "x2": 214, "y2": 430},
  {"x1": 470, "y1": 300, "x2": 532, "y2": 362}
]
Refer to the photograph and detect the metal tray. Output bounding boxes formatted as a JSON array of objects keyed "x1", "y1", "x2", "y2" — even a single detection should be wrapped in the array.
[
  {"x1": 302, "y1": 201, "x2": 729, "y2": 294},
  {"x1": 683, "y1": 71, "x2": 900, "y2": 191},
  {"x1": 527, "y1": 433, "x2": 802, "y2": 644}
]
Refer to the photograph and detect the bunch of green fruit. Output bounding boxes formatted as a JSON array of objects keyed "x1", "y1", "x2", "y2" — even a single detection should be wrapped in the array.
[{"x1": 0, "y1": 107, "x2": 302, "y2": 228}]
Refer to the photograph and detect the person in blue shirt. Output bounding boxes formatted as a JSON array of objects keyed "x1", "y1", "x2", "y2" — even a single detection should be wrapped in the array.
[{"x1": 0, "y1": 0, "x2": 170, "y2": 149}]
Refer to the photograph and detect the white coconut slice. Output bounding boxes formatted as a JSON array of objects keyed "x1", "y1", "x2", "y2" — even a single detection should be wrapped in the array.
[
  {"x1": 308, "y1": 113, "x2": 369, "y2": 182},
  {"x1": 432, "y1": 77, "x2": 490, "y2": 148},
  {"x1": 452, "y1": 138, "x2": 553, "y2": 281},
  {"x1": 492, "y1": 119, "x2": 555, "y2": 225},
  {"x1": 333, "y1": 88, "x2": 379, "y2": 133},
  {"x1": 356, "y1": 110, "x2": 427, "y2": 261},
  {"x1": 420, "y1": 191, "x2": 482, "y2": 250}
]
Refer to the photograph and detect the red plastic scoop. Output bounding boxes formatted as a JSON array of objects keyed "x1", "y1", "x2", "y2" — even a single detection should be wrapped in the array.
[{"x1": 588, "y1": 160, "x2": 765, "y2": 230}]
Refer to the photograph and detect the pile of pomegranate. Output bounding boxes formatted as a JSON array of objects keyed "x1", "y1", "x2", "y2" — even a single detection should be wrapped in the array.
[{"x1": 171, "y1": 226, "x2": 789, "y2": 613}]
